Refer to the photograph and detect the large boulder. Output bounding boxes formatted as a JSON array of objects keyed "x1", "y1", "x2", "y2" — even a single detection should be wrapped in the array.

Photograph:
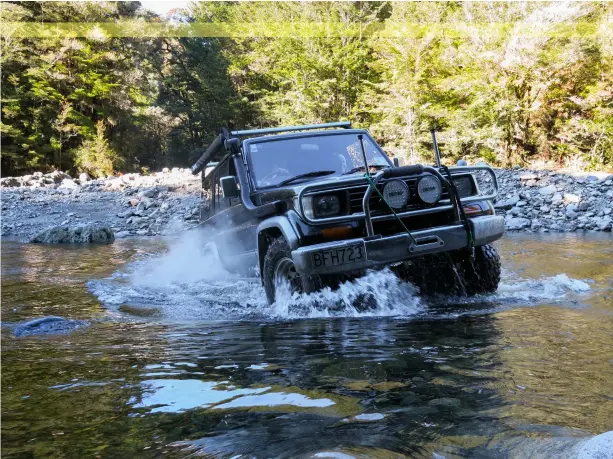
[
  {"x1": 14, "y1": 316, "x2": 89, "y2": 337},
  {"x1": 30, "y1": 224, "x2": 115, "y2": 243},
  {"x1": 577, "y1": 431, "x2": 613, "y2": 459},
  {"x1": 44, "y1": 170, "x2": 71, "y2": 184},
  {"x1": 59, "y1": 178, "x2": 79, "y2": 190}
]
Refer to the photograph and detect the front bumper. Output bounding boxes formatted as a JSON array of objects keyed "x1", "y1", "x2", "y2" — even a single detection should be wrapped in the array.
[{"x1": 292, "y1": 215, "x2": 505, "y2": 276}]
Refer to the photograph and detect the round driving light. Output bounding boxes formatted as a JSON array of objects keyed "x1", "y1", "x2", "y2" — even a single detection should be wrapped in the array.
[
  {"x1": 383, "y1": 179, "x2": 410, "y2": 209},
  {"x1": 417, "y1": 175, "x2": 442, "y2": 204}
]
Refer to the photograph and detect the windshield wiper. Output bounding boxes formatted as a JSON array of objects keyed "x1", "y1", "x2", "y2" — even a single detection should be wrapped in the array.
[
  {"x1": 342, "y1": 164, "x2": 387, "y2": 175},
  {"x1": 278, "y1": 170, "x2": 336, "y2": 186}
]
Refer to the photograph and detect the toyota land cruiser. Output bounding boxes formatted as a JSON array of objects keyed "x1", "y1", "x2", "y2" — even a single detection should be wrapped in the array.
[{"x1": 191, "y1": 122, "x2": 504, "y2": 304}]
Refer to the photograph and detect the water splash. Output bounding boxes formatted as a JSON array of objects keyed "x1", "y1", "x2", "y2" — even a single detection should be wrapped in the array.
[
  {"x1": 271, "y1": 268, "x2": 421, "y2": 319},
  {"x1": 496, "y1": 271, "x2": 590, "y2": 302},
  {"x1": 87, "y1": 230, "x2": 422, "y2": 321},
  {"x1": 88, "y1": 230, "x2": 593, "y2": 321}
]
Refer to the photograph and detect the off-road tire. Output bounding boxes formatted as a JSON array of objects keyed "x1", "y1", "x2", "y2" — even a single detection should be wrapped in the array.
[
  {"x1": 263, "y1": 237, "x2": 322, "y2": 304},
  {"x1": 394, "y1": 254, "x2": 466, "y2": 296},
  {"x1": 394, "y1": 244, "x2": 501, "y2": 296},
  {"x1": 458, "y1": 244, "x2": 501, "y2": 295}
]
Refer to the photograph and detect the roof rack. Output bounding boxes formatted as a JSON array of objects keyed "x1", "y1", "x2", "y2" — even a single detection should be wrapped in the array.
[{"x1": 230, "y1": 121, "x2": 351, "y2": 137}]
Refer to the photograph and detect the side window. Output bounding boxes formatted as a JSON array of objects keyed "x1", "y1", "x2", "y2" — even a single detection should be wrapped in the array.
[
  {"x1": 215, "y1": 159, "x2": 230, "y2": 211},
  {"x1": 200, "y1": 172, "x2": 214, "y2": 221},
  {"x1": 228, "y1": 157, "x2": 241, "y2": 207}
]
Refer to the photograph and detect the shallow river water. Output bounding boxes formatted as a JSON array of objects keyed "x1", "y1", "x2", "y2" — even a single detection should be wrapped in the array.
[{"x1": 1, "y1": 232, "x2": 612, "y2": 458}]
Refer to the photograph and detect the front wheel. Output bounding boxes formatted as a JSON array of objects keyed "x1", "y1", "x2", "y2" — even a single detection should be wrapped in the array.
[
  {"x1": 394, "y1": 244, "x2": 501, "y2": 296},
  {"x1": 458, "y1": 244, "x2": 501, "y2": 295},
  {"x1": 262, "y1": 237, "x2": 322, "y2": 304}
]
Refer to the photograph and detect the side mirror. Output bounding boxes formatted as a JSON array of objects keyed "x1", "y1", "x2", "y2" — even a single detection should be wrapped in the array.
[{"x1": 220, "y1": 176, "x2": 239, "y2": 198}]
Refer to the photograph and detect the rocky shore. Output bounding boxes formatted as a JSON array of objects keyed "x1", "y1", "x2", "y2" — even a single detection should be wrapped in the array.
[
  {"x1": 1, "y1": 167, "x2": 612, "y2": 240},
  {"x1": 1, "y1": 168, "x2": 202, "y2": 240},
  {"x1": 495, "y1": 169, "x2": 613, "y2": 232}
]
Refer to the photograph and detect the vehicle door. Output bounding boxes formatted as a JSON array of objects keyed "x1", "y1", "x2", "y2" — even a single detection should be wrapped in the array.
[{"x1": 208, "y1": 156, "x2": 258, "y2": 274}]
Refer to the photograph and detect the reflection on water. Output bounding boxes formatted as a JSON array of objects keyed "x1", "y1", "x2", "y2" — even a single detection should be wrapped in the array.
[
  {"x1": 1, "y1": 233, "x2": 612, "y2": 458},
  {"x1": 135, "y1": 380, "x2": 270, "y2": 413}
]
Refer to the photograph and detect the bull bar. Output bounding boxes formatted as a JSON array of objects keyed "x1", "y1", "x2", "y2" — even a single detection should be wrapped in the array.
[{"x1": 292, "y1": 165, "x2": 503, "y2": 275}]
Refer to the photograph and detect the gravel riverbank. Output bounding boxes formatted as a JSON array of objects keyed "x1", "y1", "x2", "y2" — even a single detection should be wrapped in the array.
[
  {"x1": 1, "y1": 167, "x2": 612, "y2": 240},
  {"x1": 495, "y1": 169, "x2": 613, "y2": 232},
  {"x1": 1, "y1": 168, "x2": 201, "y2": 240}
]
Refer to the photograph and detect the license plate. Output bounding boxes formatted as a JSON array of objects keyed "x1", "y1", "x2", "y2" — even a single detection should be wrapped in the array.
[{"x1": 312, "y1": 244, "x2": 365, "y2": 269}]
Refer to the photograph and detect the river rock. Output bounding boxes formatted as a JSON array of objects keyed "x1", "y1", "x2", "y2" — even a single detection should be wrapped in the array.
[
  {"x1": 519, "y1": 172, "x2": 537, "y2": 181},
  {"x1": 30, "y1": 224, "x2": 115, "y2": 243},
  {"x1": 577, "y1": 431, "x2": 613, "y2": 459},
  {"x1": 593, "y1": 217, "x2": 612, "y2": 231},
  {"x1": 1, "y1": 177, "x2": 22, "y2": 187},
  {"x1": 137, "y1": 188, "x2": 157, "y2": 198},
  {"x1": 563, "y1": 193, "x2": 581, "y2": 204},
  {"x1": 428, "y1": 398, "x2": 461, "y2": 409},
  {"x1": 566, "y1": 208, "x2": 578, "y2": 219},
  {"x1": 539, "y1": 184, "x2": 558, "y2": 195},
  {"x1": 117, "y1": 209, "x2": 134, "y2": 218},
  {"x1": 551, "y1": 193, "x2": 563, "y2": 205},
  {"x1": 45, "y1": 170, "x2": 71, "y2": 183},
  {"x1": 14, "y1": 316, "x2": 89, "y2": 337},
  {"x1": 505, "y1": 217, "x2": 531, "y2": 230},
  {"x1": 495, "y1": 194, "x2": 520, "y2": 209},
  {"x1": 531, "y1": 219, "x2": 543, "y2": 230},
  {"x1": 59, "y1": 178, "x2": 79, "y2": 190}
]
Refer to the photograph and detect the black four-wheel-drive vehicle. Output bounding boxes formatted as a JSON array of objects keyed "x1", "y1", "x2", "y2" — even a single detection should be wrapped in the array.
[{"x1": 191, "y1": 122, "x2": 504, "y2": 304}]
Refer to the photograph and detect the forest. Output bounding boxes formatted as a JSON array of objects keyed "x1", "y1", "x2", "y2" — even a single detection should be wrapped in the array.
[{"x1": 1, "y1": 1, "x2": 612, "y2": 177}]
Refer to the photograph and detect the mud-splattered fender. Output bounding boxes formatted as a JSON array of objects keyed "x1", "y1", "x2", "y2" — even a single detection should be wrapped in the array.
[{"x1": 256, "y1": 214, "x2": 300, "y2": 277}]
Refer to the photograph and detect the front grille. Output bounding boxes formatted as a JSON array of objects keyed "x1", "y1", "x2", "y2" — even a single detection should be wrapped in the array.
[
  {"x1": 346, "y1": 176, "x2": 451, "y2": 216},
  {"x1": 373, "y1": 210, "x2": 457, "y2": 234}
]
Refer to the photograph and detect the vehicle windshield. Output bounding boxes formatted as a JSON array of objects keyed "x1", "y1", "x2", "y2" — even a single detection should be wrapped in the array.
[{"x1": 248, "y1": 133, "x2": 390, "y2": 188}]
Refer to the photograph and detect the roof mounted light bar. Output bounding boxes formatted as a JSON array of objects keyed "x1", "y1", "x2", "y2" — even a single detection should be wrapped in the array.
[{"x1": 231, "y1": 121, "x2": 351, "y2": 137}]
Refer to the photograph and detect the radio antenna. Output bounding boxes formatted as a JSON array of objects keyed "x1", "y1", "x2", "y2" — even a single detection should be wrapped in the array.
[{"x1": 431, "y1": 130, "x2": 442, "y2": 167}]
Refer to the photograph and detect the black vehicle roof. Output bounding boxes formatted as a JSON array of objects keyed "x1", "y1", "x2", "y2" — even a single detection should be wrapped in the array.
[{"x1": 240, "y1": 128, "x2": 369, "y2": 146}]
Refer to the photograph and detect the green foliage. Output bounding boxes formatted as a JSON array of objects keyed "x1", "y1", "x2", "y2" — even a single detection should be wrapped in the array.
[
  {"x1": 1, "y1": 1, "x2": 612, "y2": 175},
  {"x1": 73, "y1": 121, "x2": 118, "y2": 178}
]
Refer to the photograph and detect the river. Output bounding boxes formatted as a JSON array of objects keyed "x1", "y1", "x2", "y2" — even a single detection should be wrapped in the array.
[{"x1": 1, "y1": 233, "x2": 612, "y2": 458}]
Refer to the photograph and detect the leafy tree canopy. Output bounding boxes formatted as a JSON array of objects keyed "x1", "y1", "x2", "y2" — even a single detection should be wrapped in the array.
[{"x1": 1, "y1": 1, "x2": 612, "y2": 175}]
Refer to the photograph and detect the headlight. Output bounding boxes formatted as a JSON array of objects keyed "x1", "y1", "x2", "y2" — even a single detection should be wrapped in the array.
[
  {"x1": 452, "y1": 175, "x2": 475, "y2": 198},
  {"x1": 314, "y1": 194, "x2": 341, "y2": 217},
  {"x1": 417, "y1": 175, "x2": 442, "y2": 204},
  {"x1": 302, "y1": 194, "x2": 343, "y2": 219},
  {"x1": 383, "y1": 179, "x2": 409, "y2": 209}
]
